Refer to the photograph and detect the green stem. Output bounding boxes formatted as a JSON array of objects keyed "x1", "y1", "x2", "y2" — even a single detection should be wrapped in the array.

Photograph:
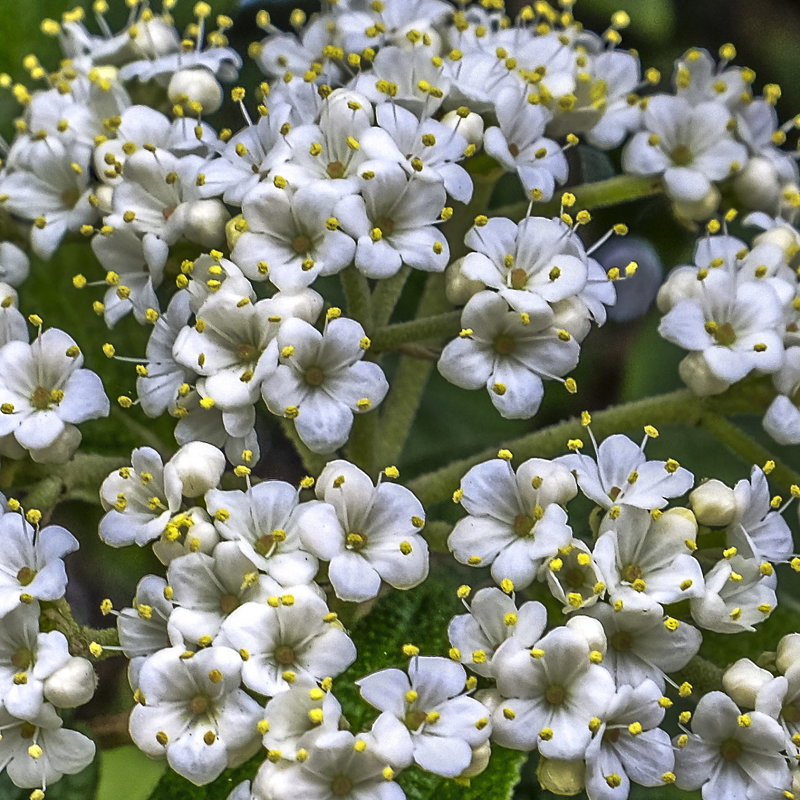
[
  {"x1": 371, "y1": 266, "x2": 410, "y2": 329},
  {"x1": 41, "y1": 599, "x2": 120, "y2": 661},
  {"x1": 492, "y1": 174, "x2": 664, "y2": 221},
  {"x1": 340, "y1": 266, "x2": 374, "y2": 333},
  {"x1": 699, "y1": 412, "x2": 800, "y2": 489},
  {"x1": 408, "y1": 389, "x2": 703, "y2": 507},
  {"x1": 372, "y1": 310, "x2": 462, "y2": 351}
]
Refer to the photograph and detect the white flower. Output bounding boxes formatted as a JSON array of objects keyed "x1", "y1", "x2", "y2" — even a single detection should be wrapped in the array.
[
  {"x1": 151, "y1": 507, "x2": 220, "y2": 566},
  {"x1": 483, "y1": 85, "x2": 567, "y2": 201},
  {"x1": 231, "y1": 182, "x2": 356, "y2": 290},
  {"x1": 584, "y1": 604, "x2": 702, "y2": 691},
  {"x1": 335, "y1": 164, "x2": 450, "y2": 278},
  {"x1": 0, "y1": 707, "x2": 95, "y2": 790},
  {"x1": 356, "y1": 656, "x2": 491, "y2": 778},
  {"x1": 584, "y1": 679, "x2": 674, "y2": 800},
  {"x1": 0, "y1": 604, "x2": 72, "y2": 721},
  {"x1": 0, "y1": 242, "x2": 30, "y2": 287},
  {"x1": 99, "y1": 447, "x2": 182, "y2": 548},
  {"x1": 491, "y1": 626, "x2": 615, "y2": 759},
  {"x1": 592, "y1": 507, "x2": 705, "y2": 612},
  {"x1": 167, "y1": 442, "x2": 225, "y2": 498},
  {"x1": 205, "y1": 480, "x2": 318, "y2": 585},
  {"x1": 557, "y1": 432, "x2": 694, "y2": 511},
  {"x1": 216, "y1": 587, "x2": 356, "y2": 697},
  {"x1": 0, "y1": 517, "x2": 78, "y2": 618},
  {"x1": 438, "y1": 291, "x2": 579, "y2": 419},
  {"x1": 448, "y1": 455, "x2": 576, "y2": 588},
  {"x1": 690, "y1": 554, "x2": 777, "y2": 633},
  {"x1": 756, "y1": 662, "x2": 800, "y2": 757},
  {"x1": 723, "y1": 658, "x2": 774, "y2": 710},
  {"x1": 262, "y1": 316, "x2": 389, "y2": 453},
  {"x1": 674, "y1": 691, "x2": 790, "y2": 799},
  {"x1": 460, "y1": 216, "x2": 590, "y2": 313},
  {"x1": 543, "y1": 539, "x2": 606, "y2": 613},
  {"x1": 447, "y1": 587, "x2": 548, "y2": 678},
  {"x1": 0, "y1": 328, "x2": 109, "y2": 456},
  {"x1": 129, "y1": 645, "x2": 262, "y2": 786},
  {"x1": 296, "y1": 460, "x2": 429, "y2": 602},
  {"x1": 622, "y1": 95, "x2": 747, "y2": 202}
]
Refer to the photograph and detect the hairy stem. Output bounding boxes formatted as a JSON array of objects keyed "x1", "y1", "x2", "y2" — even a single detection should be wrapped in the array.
[
  {"x1": 372, "y1": 310, "x2": 462, "y2": 351},
  {"x1": 340, "y1": 266, "x2": 373, "y2": 333}
]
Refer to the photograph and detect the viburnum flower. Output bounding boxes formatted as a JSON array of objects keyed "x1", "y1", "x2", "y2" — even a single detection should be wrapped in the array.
[
  {"x1": 129, "y1": 645, "x2": 262, "y2": 786},
  {"x1": 0, "y1": 516, "x2": 78, "y2": 619},
  {"x1": 0, "y1": 327, "x2": 109, "y2": 460},
  {"x1": 252, "y1": 729, "x2": 406, "y2": 800},
  {"x1": 438, "y1": 291, "x2": 580, "y2": 419},
  {"x1": 205, "y1": 479, "x2": 318, "y2": 585},
  {"x1": 592, "y1": 506, "x2": 705, "y2": 612},
  {"x1": 295, "y1": 459, "x2": 428, "y2": 602},
  {"x1": 447, "y1": 587, "x2": 548, "y2": 678},
  {"x1": 543, "y1": 539, "x2": 606, "y2": 613},
  {"x1": 583, "y1": 604, "x2": 703, "y2": 691},
  {"x1": 674, "y1": 691, "x2": 791, "y2": 799},
  {"x1": 483, "y1": 85, "x2": 568, "y2": 201},
  {"x1": 756, "y1": 661, "x2": 800, "y2": 758},
  {"x1": 356, "y1": 656, "x2": 491, "y2": 778},
  {"x1": 622, "y1": 95, "x2": 747, "y2": 202},
  {"x1": 215, "y1": 586, "x2": 356, "y2": 696},
  {"x1": 557, "y1": 431, "x2": 694, "y2": 511},
  {"x1": 448, "y1": 455, "x2": 576, "y2": 588},
  {"x1": 262, "y1": 316, "x2": 388, "y2": 453},
  {"x1": 334, "y1": 163, "x2": 450, "y2": 278},
  {"x1": 490, "y1": 625, "x2": 615, "y2": 758},
  {"x1": 584, "y1": 679, "x2": 675, "y2": 800}
]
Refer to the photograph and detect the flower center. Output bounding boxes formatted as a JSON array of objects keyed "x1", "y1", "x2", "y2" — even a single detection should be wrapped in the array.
[
  {"x1": 493, "y1": 334, "x2": 516, "y2": 356},
  {"x1": 254, "y1": 530, "x2": 284, "y2": 557},
  {"x1": 20, "y1": 722, "x2": 36, "y2": 739},
  {"x1": 622, "y1": 563, "x2": 643, "y2": 583},
  {"x1": 375, "y1": 216, "x2": 395, "y2": 236},
  {"x1": 11, "y1": 647, "x2": 34, "y2": 670},
  {"x1": 162, "y1": 205, "x2": 176, "y2": 220},
  {"x1": 331, "y1": 775, "x2": 353, "y2": 796},
  {"x1": 326, "y1": 160, "x2": 345, "y2": 179},
  {"x1": 274, "y1": 645, "x2": 295, "y2": 665},
  {"x1": 610, "y1": 631, "x2": 633, "y2": 652},
  {"x1": 16, "y1": 566, "x2": 37, "y2": 586},
  {"x1": 237, "y1": 343, "x2": 260, "y2": 363},
  {"x1": 305, "y1": 366, "x2": 325, "y2": 386},
  {"x1": 189, "y1": 694, "x2": 210, "y2": 716},
  {"x1": 720, "y1": 737, "x2": 743, "y2": 762},
  {"x1": 30, "y1": 386, "x2": 52, "y2": 411},
  {"x1": 711, "y1": 321, "x2": 737, "y2": 346},
  {"x1": 61, "y1": 187, "x2": 81, "y2": 207},
  {"x1": 565, "y1": 568, "x2": 584, "y2": 589},
  {"x1": 509, "y1": 267, "x2": 528, "y2": 290},
  {"x1": 545, "y1": 684, "x2": 566, "y2": 705},
  {"x1": 219, "y1": 593, "x2": 239, "y2": 614},
  {"x1": 513, "y1": 514, "x2": 534, "y2": 537},
  {"x1": 508, "y1": 142, "x2": 520, "y2": 158},
  {"x1": 292, "y1": 234, "x2": 312, "y2": 254},
  {"x1": 346, "y1": 532, "x2": 368, "y2": 550},
  {"x1": 404, "y1": 709, "x2": 428, "y2": 731},
  {"x1": 670, "y1": 144, "x2": 693, "y2": 166}
]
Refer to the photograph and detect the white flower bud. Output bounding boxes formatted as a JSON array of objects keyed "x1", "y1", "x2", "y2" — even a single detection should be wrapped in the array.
[
  {"x1": 564, "y1": 615, "x2": 607, "y2": 655},
  {"x1": 440, "y1": 109, "x2": 485, "y2": 148},
  {"x1": 44, "y1": 656, "x2": 97, "y2": 708},
  {"x1": 777, "y1": 633, "x2": 800, "y2": 674},
  {"x1": 690, "y1": 479, "x2": 736, "y2": 527},
  {"x1": 226, "y1": 214, "x2": 247, "y2": 251},
  {"x1": 181, "y1": 199, "x2": 230, "y2": 249},
  {"x1": 137, "y1": 18, "x2": 180, "y2": 58},
  {"x1": 29, "y1": 424, "x2": 82, "y2": 464},
  {"x1": 551, "y1": 297, "x2": 592, "y2": 342},
  {"x1": 722, "y1": 657, "x2": 773, "y2": 708},
  {"x1": 445, "y1": 257, "x2": 484, "y2": 305},
  {"x1": 0, "y1": 243, "x2": 29, "y2": 287},
  {"x1": 93, "y1": 184, "x2": 114, "y2": 214},
  {"x1": 656, "y1": 268, "x2": 701, "y2": 314},
  {"x1": 459, "y1": 742, "x2": 491, "y2": 778},
  {"x1": 168, "y1": 441, "x2": 226, "y2": 497},
  {"x1": 754, "y1": 223, "x2": 800, "y2": 257},
  {"x1": 678, "y1": 352, "x2": 731, "y2": 397},
  {"x1": 671, "y1": 185, "x2": 721, "y2": 222},
  {"x1": 733, "y1": 156, "x2": 781, "y2": 212},
  {"x1": 168, "y1": 68, "x2": 224, "y2": 114},
  {"x1": 536, "y1": 757, "x2": 585, "y2": 796}
]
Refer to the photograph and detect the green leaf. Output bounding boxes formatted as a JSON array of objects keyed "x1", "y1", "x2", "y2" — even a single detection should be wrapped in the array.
[{"x1": 96, "y1": 746, "x2": 165, "y2": 800}]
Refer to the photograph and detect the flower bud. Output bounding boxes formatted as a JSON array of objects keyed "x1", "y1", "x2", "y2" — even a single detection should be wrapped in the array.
[
  {"x1": 181, "y1": 199, "x2": 230, "y2": 249},
  {"x1": 226, "y1": 214, "x2": 247, "y2": 251},
  {"x1": 29, "y1": 424, "x2": 82, "y2": 464},
  {"x1": 656, "y1": 268, "x2": 701, "y2": 314},
  {"x1": 722, "y1": 657, "x2": 773, "y2": 708},
  {"x1": 536, "y1": 757, "x2": 585, "y2": 796},
  {"x1": 754, "y1": 223, "x2": 800, "y2": 257},
  {"x1": 671, "y1": 185, "x2": 721, "y2": 222},
  {"x1": 678, "y1": 352, "x2": 730, "y2": 397},
  {"x1": 44, "y1": 656, "x2": 97, "y2": 708},
  {"x1": 0, "y1": 243, "x2": 29, "y2": 287},
  {"x1": 136, "y1": 18, "x2": 180, "y2": 59},
  {"x1": 168, "y1": 441, "x2": 226, "y2": 497},
  {"x1": 551, "y1": 297, "x2": 592, "y2": 342},
  {"x1": 777, "y1": 633, "x2": 800, "y2": 674},
  {"x1": 93, "y1": 184, "x2": 114, "y2": 214},
  {"x1": 459, "y1": 742, "x2": 491, "y2": 778},
  {"x1": 690, "y1": 479, "x2": 736, "y2": 527},
  {"x1": 440, "y1": 110, "x2": 485, "y2": 148},
  {"x1": 445, "y1": 257, "x2": 484, "y2": 305},
  {"x1": 168, "y1": 68, "x2": 223, "y2": 114},
  {"x1": 733, "y1": 156, "x2": 781, "y2": 212},
  {"x1": 564, "y1": 615, "x2": 607, "y2": 655}
]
